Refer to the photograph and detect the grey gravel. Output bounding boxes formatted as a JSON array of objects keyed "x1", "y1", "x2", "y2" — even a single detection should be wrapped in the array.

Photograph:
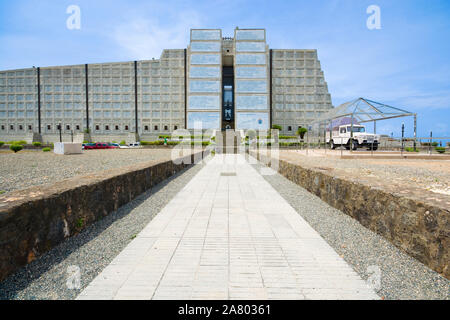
[
  {"x1": 0, "y1": 149, "x2": 174, "y2": 195},
  {"x1": 1, "y1": 155, "x2": 448, "y2": 300},
  {"x1": 253, "y1": 162, "x2": 450, "y2": 300},
  {"x1": 0, "y1": 162, "x2": 203, "y2": 300}
]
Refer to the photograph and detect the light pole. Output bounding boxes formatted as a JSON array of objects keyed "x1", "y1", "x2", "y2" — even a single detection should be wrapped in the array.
[{"x1": 58, "y1": 124, "x2": 62, "y2": 143}]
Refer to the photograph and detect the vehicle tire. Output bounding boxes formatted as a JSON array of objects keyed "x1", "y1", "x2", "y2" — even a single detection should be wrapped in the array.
[
  {"x1": 331, "y1": 140, "x2": 336, "y2": 149},
  {"x1": 351, "y1": 140, "x2": 358, "y2": 150},
  {"x1": 368, "y1": 143, "x2": 378, "y2": 151}
]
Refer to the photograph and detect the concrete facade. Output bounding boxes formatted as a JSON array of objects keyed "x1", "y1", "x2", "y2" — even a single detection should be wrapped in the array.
[{"x1": 0, "y1": 28, "x2": 333, "y2": 142}]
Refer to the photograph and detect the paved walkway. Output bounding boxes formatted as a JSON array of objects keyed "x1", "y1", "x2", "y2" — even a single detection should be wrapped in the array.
[{"x1": 77, "y1": 154, "x2": 378, "y2": 300}]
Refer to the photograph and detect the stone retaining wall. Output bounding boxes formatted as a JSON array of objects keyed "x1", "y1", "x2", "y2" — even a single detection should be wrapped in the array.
[
  {"x1": 250, "y1": 151, "x2": 449, "y2": 279},
  {"x1": 0, "y1": 150, "x2": 208, "y2": 282}
]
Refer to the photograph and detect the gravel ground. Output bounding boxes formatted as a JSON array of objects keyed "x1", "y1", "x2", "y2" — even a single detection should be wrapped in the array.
[
  {"x1": 1, "y1": 155, "x2": 448, "y2": 300},
  {"x1": 0, "y1": 162, "x2": 203, "y2": 300},
  {"x1": 280, "y1": 150, "x2": 450, "y2": 196},
  {"x1": 252, "y1": 162, "x2": 450, "y2": 300},
  {"x1": 0, "y1": 149, "x2": 173, "y2": 195}
]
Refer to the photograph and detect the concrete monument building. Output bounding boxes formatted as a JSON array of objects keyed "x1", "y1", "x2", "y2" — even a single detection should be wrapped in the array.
[{"x1": 0, "y1": 28, "x2": 333, "y2": 142}]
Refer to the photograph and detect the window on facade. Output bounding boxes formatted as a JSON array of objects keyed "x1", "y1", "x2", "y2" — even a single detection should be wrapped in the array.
[
  {"x1": 10, "y1": 125, "x2": 14, "y2": 130},
  {"x1": 125, "y1": 125, "x2": 129, "y2": 131},
  {"x1": 164, "y1": 125, "x2": 168, "y2": 131},
  {"x1": 115, "y1": 125, "x2": 119, "y2": 130},
  {"x1": 28, "y1": 125, "x2": 32, "y2": 130},
  {"x1": 76, "y1": 125, "x2": 80, "y2": 130},
  {"x1": 235, "y1": 54, "x2": 266, "y2": 65},
  {"x1": 174, "y1": 125, "x2": 178, "y2": 130},
  {"x1": 66, "y1": 125, "x2": 70, "y2": 130},
  {"x1": 105, "y1": 125, "x2": 109, "y2": 131},
  {"x1": 47, "y1": 125, "x2": 51, "y2": 130},
  {"x1": 191, "y1": 29, "x2": 221, "y2": 40},
  {"x1": 288, "y1": 126, "x2": 292, "y2": 131},
  {"x1": 19, "y1": 125, "x2": 23, "y2": 130},
  {"x1": 1, "y1": 125, "x2": 4, "y2": 130},
  {"x1": 190, "y1": 54, "x2": 220, "y2": 65},
  {"x1": 154, "y1": 125, "x2": 158, "y2": 131},
  {"x1": 235, "y1": 29, "x2": 265, "y2": 40},
  {"x1": 95, "y1": 125, "x2": 100, "y2": 130},
  {"x1": 144, "y1": 125, "x2": 149, "y2": 131}
]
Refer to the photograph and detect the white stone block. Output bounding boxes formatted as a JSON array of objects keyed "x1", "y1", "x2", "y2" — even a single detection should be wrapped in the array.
[{"x1": 53, "y1": 142, "x2": 83, "y2": 155}]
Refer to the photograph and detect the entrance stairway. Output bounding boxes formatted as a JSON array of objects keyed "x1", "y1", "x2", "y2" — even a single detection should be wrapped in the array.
[{"x1": 215, "y1": 130, "x2": 241, "y2": 154}]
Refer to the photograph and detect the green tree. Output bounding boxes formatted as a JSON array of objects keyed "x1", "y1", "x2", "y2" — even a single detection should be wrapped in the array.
[
  {"x1": 297, "y1": 127, "x2": 308, "y2": 139},
  {"x1": 272, "y1": 124, "x2": 282, "y2": 131}
]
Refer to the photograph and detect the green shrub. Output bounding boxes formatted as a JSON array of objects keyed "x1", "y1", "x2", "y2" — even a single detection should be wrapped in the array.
[
  {"x1": 82, "y1": 140, "x2": 89, "y2": 144},
  {"x1": 42, "y1": 147, "x2": 51, "y2": 152},
  {"x1": 272, "y1": 124, "x2": 282, "y2": 131},
  {"x1": 405, "y1": 147, "x2": 418, "y2": 152},
  {"x1": 432, "y1": 142, "x2": 439, "y2": 147},
  {"x1": 50, "y1": 143, "x2": 54, "y2": 149},
  {"x1": 10, "y1": 144, "x2": 23, "y2": 153},
  {"x1": 32, "y1": 142, "x2": 42, "y2": 147},
  {"x1": 435, "y1": 147, "x2": 446, "y2": 154},
  {"x1": 8, "y1": 140, "x2": 27, "y2": 145},
  {"x1": 76, "y1": 218, "x2": 85, "y2": 229},
  {"x1": 0, "y1": 141, "x2": 4, "y2": 147},
  {"x1": 119, "y1": 140, "x2": 126, "y2": 146},
  {"x1": 190, "y1": 141, "x2": 210, "y2": 146}
]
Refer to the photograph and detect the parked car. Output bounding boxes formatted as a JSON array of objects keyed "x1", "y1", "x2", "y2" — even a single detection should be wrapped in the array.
[
  {"x1": 84, "y1": 143, "x2": 118, "y2": 150},
  {"x1": 108, "y1": 143, "x2": 120, "y2": 149},
  {"x1": 326, "y1": 125, "x2": 380, "y2": 150},
  {"x1": 128, "y1": 142, "x2": 141, "y2": 148},
  {"x1": 82, "y1": 143, "x2": 95, "y2": 150}
]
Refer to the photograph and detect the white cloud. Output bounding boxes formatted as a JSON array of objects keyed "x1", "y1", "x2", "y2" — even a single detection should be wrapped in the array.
[{"x1": 112, "y1": 10, "x2": 202, "y2": 60}]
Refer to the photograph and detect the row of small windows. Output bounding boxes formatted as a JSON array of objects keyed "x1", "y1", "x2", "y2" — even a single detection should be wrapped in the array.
[
  {"x1": 274, "y1": 94, "x2": 331, "y2": 102},
  {"x1": 285, "y1": 126, "x2": 304, "y2": 132},
  {"x1": 1, "y1": 124, "x2": 33, "y2": 131},
  {"x1": 273, "y1": 60, "x2": 317, "y2": 68},
  {"x1": 273, "y1": 77, "x2": 325, "y2": 86},
  {"x1": 272, "y1": 69, "x2": 322, "y2": 77},
  {"x1": 0, "y1": 124, "x2": 181, "y2": 132},
  {"x1": 0, "y1": 70, "x2": 35, "y2": 77},
  {"x1": 0, "y1": 79, "x2": 35, "y2": 85},
  {"x1": 0, "y1": 86, "x2": 35, "y2": 93},
  {"x1": 274, "y1": 103, "x2": 332, "y2": 110},
  {"x1": 91, "y1": 125, "x2": 178, "y2": 131},
  {"x1": 273, "y1": 51, "x2": 317, "y2": 59}
]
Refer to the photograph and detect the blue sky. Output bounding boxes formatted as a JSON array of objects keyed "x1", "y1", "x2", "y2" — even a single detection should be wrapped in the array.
[{"x1": 1, "y1": 0, "x2": 449, "y2": 138}]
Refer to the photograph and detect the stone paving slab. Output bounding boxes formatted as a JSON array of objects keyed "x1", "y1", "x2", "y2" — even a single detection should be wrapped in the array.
[{"x1": 77, "y1": 154, "x2": 378, "y2": 300}]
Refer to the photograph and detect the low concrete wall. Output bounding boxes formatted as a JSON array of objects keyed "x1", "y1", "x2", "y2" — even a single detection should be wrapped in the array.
[
  {"x1": 250, "y1": 151, "x2": 449, "y2": 279},
  {"x1": 0, "y1": 150, "x2": 208, "y2": 282}
]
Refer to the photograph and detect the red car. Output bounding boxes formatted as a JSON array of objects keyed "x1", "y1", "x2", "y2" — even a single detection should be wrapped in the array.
[{"x1": 83, "y1": 143, "x2": 118, "y2": 150}]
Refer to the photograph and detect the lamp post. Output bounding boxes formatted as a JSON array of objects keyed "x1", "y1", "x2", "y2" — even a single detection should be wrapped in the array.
[
  {"x1": 58, "y1": 124, "x2": 62, "y2": 143},
  {"x1": 401, "y1": 123, "x2": 405, "y2": 155}
]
